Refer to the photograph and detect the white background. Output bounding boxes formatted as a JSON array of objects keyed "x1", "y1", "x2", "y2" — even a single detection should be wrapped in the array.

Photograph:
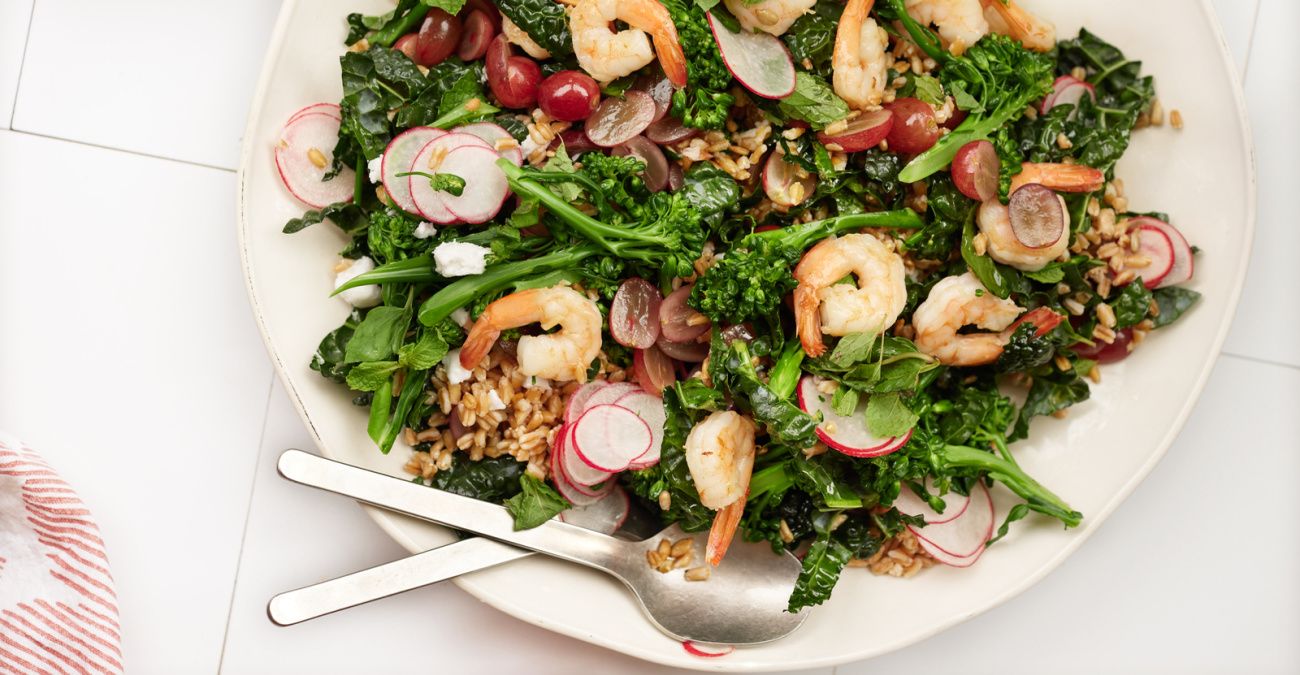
[{"x1": 0, "y1": 1, "x2": 1295, "y2": 673}]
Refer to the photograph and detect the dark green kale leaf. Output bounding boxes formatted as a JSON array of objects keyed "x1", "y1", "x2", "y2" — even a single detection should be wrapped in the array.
[
  {"x1": 710, "y1": 337, "x2": 819, "y2": 447},
  {"x1": 1151, "y1": 287, "x2": 1200, "y2": 328},
  {"x1": 496, "y1": 0, "x2": 573, "y2": 56},
  {"x1": 788, "y1": 515, "x2": 853, "y2": 612},
  {"x1": 310, "y1": 310, "x2": 363, "y2": 383},
  {"x1": 995, "y1": 322, "x2": 1057, "y2": 372},
  {"x1": 504, "y1": 475, "x2": 570, "y2": 529},
  {"x1": 1012, "y1": 371, "x2": 1091, "y2": 440},
  {"x1": 903, "y1": 173, "x2": 971, "y2": 260},
  {"x1": 1110, "y1": 280, "x2": 1153, "y2": 329},
  {"x1": 623, "y1": 380, "x2": 723, "y2": 532},
  {"x1": 430, "y1": 455, "x2": 527, "y2": 500},
  {"x1": 679, "y1": 163, "x2": 740, "y2": 225},
  {"x1": 783, "y1": 11, "x2": 836, "y2": 72},
  {"x1": 283, "y1": 201, "x2": 370, "y2": 236}
]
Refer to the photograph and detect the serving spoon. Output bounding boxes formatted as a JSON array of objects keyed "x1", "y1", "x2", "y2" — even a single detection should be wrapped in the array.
[{"x1": 274, "y1": 449, "x2": 808, "y2": 645}]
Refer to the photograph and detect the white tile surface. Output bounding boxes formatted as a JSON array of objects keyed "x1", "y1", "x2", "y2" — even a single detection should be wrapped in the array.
[
  {"x1": 219, "y1": 383, "x2": 832, "y2": 675},
  {"x1": 1209, "y1": 0, "x2": 1259, "y2": 76},
  {"x1": 11, "y1": 0, "x2": 280, "y2": 169},
  {"x1": 0, "y1": 0, "x2": 33, "y2": 128},
  {"x1": 1222, "y1": 0, "x2": 1299, "y2": 368},
  {"x1": 0, "y1": 130, "x2": 272, "y2": 673},
  {"x1": 838, "y1": 354, "x2": 1300, "y2": 674}
]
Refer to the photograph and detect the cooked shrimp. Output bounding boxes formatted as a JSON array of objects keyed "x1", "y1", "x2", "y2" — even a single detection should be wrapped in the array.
[
  {"x1": 569, "y1": 0, "x2": 687, "y2": 87},
  {"x1": 793, "y1": 233, "x2": 907, "y2": 358},
  {"x1": 913, "y1": 272, "x2": 1062, "y2": 366},
  {"x1": 904, "y1": 0, "x2": 988, "y2": 55},
  {"x1": 981, "y1": 0, "x2": 1054, "y2": 52},
  {"x1": 977, "y1": 198, "x2": 1068, "y2": 271},
  {"x1": 723, "y1": 0, "x2": 815, "y2": 37},
  {"x1": 459, "y1": 285, "x2": 602, "y2": 381},
  {"x1": 1009, "y1": 162, "x2": 1104, "y2": 195},
  {"x1": 501, "y1": 15, "x2": 551, "y2": 60},
  {"x1": 833, "y1": 0, "x2": 890, "y2": 110},
  {"x1": 684, "y1": 410, "x2": 756, "y2": 566}
]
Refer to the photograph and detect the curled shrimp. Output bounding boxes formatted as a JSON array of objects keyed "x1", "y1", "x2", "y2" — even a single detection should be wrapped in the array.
[
  {"x1": 977, "y1": 197, "x2": 1069, "y2": 272},
  {"x1": 912, "y1": 272, "x2": 1062, "y2": 366},
  {"x1": 793, "y1": 233, "x2": 907, "y2": 358},
  {"x1": 684, "y1": 410, "x2": 756, "y2": 566},
  {"x1": 833, "y1": 0, "x2": 890, "y2": 110},
  {"x1": 569, "y1": 0, "x2": 687, "y2": 87},
  {"x1": 501, "y1": 15, "x2": 552, "y2": 59},
  {"x1": 723, "y1": 0, "x2": 815, "y2": 37},
  {"x1": 904, "y1": 0, "x2": 988, "y2": 56},
  {"x1": 981, "y1": 0, "x2": 1054, "y2": 52},
  {"x1": 1010, "y1": 162, "x2": 1104, "y2": 195},
  {"x1": 459, "y1": 285, "x2": 602, "y2": 381}
]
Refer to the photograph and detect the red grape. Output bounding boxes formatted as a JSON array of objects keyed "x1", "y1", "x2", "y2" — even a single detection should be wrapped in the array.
[
  {"x1": 610, "y1": 277, "x2": 663, "y2": 349},
  {"x1": 951, "y1": 139, "x2": 999, "y2": 201},
  {"x1": 1072, "y1": 328, "x2": 1133, "y2": 364},
  {"x1": 415, "y1": 8, "x2": 461, "y2": 67},
  {"x1": 393, "y1": 34, "x2": 420, "y2": 61},
  {"x1": 486, "y1": 36, "x2": 540, "y2": 109},
  {"x1": 634, "y1": 345, "x2": 678, "y2": 396},
  {"x1": 456, "y1": 10, "x2": 495, "y2": 62},
  {"x1": 538, "y1": 70, "x2": 601, "y2": 122},
  {"x1": 461, "y1": 0, "x2": 500, "y2": 31},
  {"x1": 659, "y1": 286, "x2": 711, "y2": 342},
  {"x1": 884, "y1": 97, "x2": 939, "y2": 154}
]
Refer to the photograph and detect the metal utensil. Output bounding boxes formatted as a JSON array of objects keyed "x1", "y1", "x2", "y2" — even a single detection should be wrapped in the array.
[
  {"x1": 268, "y1": 499, "x2": 664, "y2": 625},
  {"x1": 275, "y1": 449, "x2": 808, "y2": 645}
]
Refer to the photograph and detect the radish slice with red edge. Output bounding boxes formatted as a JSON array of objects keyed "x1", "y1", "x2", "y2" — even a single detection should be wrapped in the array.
[
  {"x1": 408, "y1": 132, "x2": 493, "y2": 222},
  {"x1": 610, "y1": 277, "x2": 663, "y2": 348},
  {"x1": 287, "y1": 102, "x2": 340, "y2": 125},
  {"x1": 1135, "y1": 225, "x2": 1175, "y2": 289},
  {"x1": 558, "y1": 486, "x2": 630, "y2": 534},
  {"x1": 816, "y1": 109, "x2": 893, "y2": 152},
  {"x1": 796, "y1": 376, "x2": 908, "y2": 457},
  {"x1": 907, "y1": 481, "x2": 994, "y2": 558},
  {"x1": 558, "y1": 425, "x2": 616, "y2": 489},
  {"x1": 918, "y1": 539, "x2": 985, "y2": 567},
  {"x1": 706, "y1": 13, "x2": 795, "y2": 99},
  {"x1": 613, "y1": 391, "x2": 666, "y2": 469},
  {"x1": 274, "y1": 113, "x2": 356, "y2": 208},
  {"x1": 553, "y1": 444, "x2": 613, "y2": 505},
  {"x1": 1129, "y1": 216, "x2": 1194, "y2": 287},
  {"x1": 1048, "y1": 81, "x2": 1096, "y2": 119},
  {"x1": 579, "y1": 382, "x2": 642, "y2": 411},
  {"x1": 893, "y1": 482, "x2": 972, "y2": 525},
  {"x1": 584, "y1": 90, "x2": 657, "y2": 147},
  {"x1": 564, "y1": 381, "x2": 607, "y2": 424},
  {"x1": 437, "y1": 145, "x2": 511, "y2": 224},
  {"x1": 951, "y1": 140, "x2": 999, "y2": 202},
  {"x1": 682, "y1": 641, "x2": 734, "y2": 658},
  {"x1": 571, "y1": 404, "x2": 652, "y2": 472},
  {"x1": 456, "y1": 121, "x2": 524, "y2": 167},
  {"x1": 1040, "y1": 75, "x2": 1081, "y2": 114},
  {"x1": 382, "y1": 127, "x2": 447, "y2": 214}
]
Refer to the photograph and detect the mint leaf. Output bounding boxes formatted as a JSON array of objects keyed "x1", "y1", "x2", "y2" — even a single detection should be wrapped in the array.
[
  {"x1": 505, "y1": 475, "x2": 570, "y2": 530},
  {"x1": 398, "y1": 331, "x2": 449, "y2": 370},
  {"x1": 865, "y1": 392, "x2": 918, "y2": 438},
  {"x1": 778, "y1": 72, "x2": 850, "y2": 130},
  {"x1": 345, "y1": 306, "x2": 410, "y2": 363},
  {"x1": 347, "y1": 360, "x2": 401, "y2": 391}
]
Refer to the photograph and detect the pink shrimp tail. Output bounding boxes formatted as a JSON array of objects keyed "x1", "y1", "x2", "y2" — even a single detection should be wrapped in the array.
[
  {"x1": 459, "y1": 319, "x2": 500, "y2": 370},
  {"x1": 706, "y1": 495, "x2": 747, "y2": 567}
]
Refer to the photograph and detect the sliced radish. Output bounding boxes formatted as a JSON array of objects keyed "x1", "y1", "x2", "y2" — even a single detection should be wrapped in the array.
[
  {"x1": 456, "y1": 121, "x2": 524, "y2": 167},
  {"x1": 1008, "y1": 184, "x2": 1066, "y2": 249},
  {"x1": 565, "y1": 381, "x2": 607, "y2": 423},
  {"x1": 907, "y1": 481, "x2": 994, "y2": 558},
  {"x1": 1129, "y1": 216, "x2": 1194, "y2": 287},
  {"x1": 951, "y1": 139, "x2": 999, "y2": 202},
  {"x1": 796, "y1": 376, "x2": 907, "y2": 457},
  {"x1": 918, "y1": 539, "x2": 984, "y2": 567},
  {"x1": 763, "y1": 151, "x2": 816, "y2": 207},
  {"x1": 382, "y1": 127, "x2": 447, "y2": 214},
  {"x1": 1048, "y1": 81, "x2": 1096, "y2": 119},
  {"x1": 584, "y1": 91, "x2": 656, "y2": 148},
  {"x1": 1135, "y1": 225, "x2": 1175, "y2": 289},
  {"x1": 288, "y1": 102, "x2": 340, "y2": 124},
  {"x1": 707, "y1": 13, "x2": 795, "y2": 99},
  {"x1": 408, "y1": 133, "x2": 494, "y2": 223},
  {"x1": 553, "y1": 449, "x2": 613, "y2": 505},
  {"x1": 561, "y1": 430, "x2": 616, "y2": 487},
  {"x1": 437, "y1": 145, "x2": 511, "y2": 224},
  {"x1": 682, "y1": 641, "x2": 734, "y2": 658},
  {"x1": 580, "y1": 382, "x2": 642, "y2": 411},
  {"x1": 816, "y1": 109, "x2": 893, "y2": 152},
  {"x1": 274, "y1": 113, "x2": 356, "y2": 208},
  {"x1": 613, "y1": 391, "x2": 666, "y2": 469},
  {"x1": 1039, "y1": 75, "x2": 1081, "y2": 114},
  {"x1": 893, "y1": 483, "x2": 972, "y2": 525},
  {"x1": 610, "y1": 277, "x2": 663, "y2": 349},
  {"x1": 571, "y1": 404, "x2": 652, "y2": 472},
  {"x1": 558, "y1": 486, "x2": 630, "y2": 534}
]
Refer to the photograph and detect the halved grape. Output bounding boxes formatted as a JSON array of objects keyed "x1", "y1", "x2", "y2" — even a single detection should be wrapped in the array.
[
  {"x1": 659, "y1": 285, "x2": 711, "y2": 342},
  {"x1": 610, "y1": 277, "x2": 663, "y2": 349}
]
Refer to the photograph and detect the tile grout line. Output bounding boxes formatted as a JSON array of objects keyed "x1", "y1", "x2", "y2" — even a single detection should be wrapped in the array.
[
  {"x1": 1239, "y1": 0, "x2": 1264, "y2": 79},
  {"x1": 3, "y1": 128, "x2": 236, "y2": 173},
  {"x1": 1220, "y1": 350, "x2": 1300, "y2": 372},
  {"x1": 6, "y1": 0, "x2": 37, "y2": 129},
  {"x1": 216, "y1": 369, "x2": 278, "y2": 674}
]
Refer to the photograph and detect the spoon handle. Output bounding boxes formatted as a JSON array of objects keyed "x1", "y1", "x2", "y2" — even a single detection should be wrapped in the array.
[
  {"x1": 267, "y1": 537, "x2": 529, "y2": 625},
  {"x1": 277, "y1": 449, "x2": 629, "y2": 574}
]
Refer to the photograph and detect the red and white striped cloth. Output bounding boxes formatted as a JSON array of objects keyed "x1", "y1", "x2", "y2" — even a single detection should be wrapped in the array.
[{"x1": 0, "y1": 433, "x2": 123, "y2": 675}]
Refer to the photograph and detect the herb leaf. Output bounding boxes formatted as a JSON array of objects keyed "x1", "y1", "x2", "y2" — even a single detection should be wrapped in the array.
[
  {"x1": 345, "y1": 306, "x2": 411, "y2": 363},
  {"x1": 865, "y1": 392, "x2": 919, "y2": 438},
  {"x1": 778, "y1": 72, "x2": 850, "y2": 129},
  {"x1": 505, "y1": 475, "x2": 570, "y2": 530}
]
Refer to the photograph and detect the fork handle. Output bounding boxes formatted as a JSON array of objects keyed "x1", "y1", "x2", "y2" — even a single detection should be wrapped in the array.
[{"x1": 267, "y1": 537, "x2": 530, "y2": 625}]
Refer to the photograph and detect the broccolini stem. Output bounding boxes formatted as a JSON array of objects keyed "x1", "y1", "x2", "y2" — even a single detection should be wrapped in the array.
[
  {"x1": 416, "y1": 245, "x2": 599, "y2": 326},
  {"x1": 332, "y1": 256, "x2": 437, "y2": 295},
  {"x1": 370, "y1": 1, "x2": 431, "y2": 47},
  {"x1": 942, "y1": 444, "x2": 1082, "y2": 527},
  {"x1": 497, "y1": 159, "x2": 631, "y2": 253},
  {"x1": 748, "y1": 210, "x2": 926, "y2": 251},
  {"x1": 768, "y1": 340, "x2": 806, "y2": 401}
]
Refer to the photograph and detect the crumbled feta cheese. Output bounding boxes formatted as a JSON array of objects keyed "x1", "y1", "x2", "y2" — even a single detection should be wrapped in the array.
[
  {"x1": 523, "y1": 375, "x2": 551, "y2": 390},
  {"x1": 450, "y1": 307, "x2": 471, "y2": 329},
  {"x1": 413, "y1": 221, "x2": 437, "y2": 239},
  {"x1": 484, "y1": 390, "x2": 507, "y2": 412},
  {"x1": 334, "y1": 256, "x2": 381, "y2": 308},
  {"x1": 443, "y1": 348, "x2": 473, "y2": 384},
  {"x1": 433, "y1": 242, "x2": 491, "y2": 277},
  {"x1": 367, "y1": 156, "x2": 384, "y2": 184}
]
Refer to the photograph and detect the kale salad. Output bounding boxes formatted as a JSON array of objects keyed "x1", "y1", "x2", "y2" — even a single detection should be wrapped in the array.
[{"x1": 272, "y1": 0, "x2": 1199, "y2": 613}]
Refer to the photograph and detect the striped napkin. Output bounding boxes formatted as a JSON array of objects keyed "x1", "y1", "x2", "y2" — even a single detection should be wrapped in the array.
[{"x1": 0, "y1": 433, "x2": 123, "y2": 674}]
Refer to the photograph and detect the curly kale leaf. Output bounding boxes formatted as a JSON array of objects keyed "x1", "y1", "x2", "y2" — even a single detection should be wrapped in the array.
[
  {"x1": 430, "y1": 455, "x2": 526, "y2": 501},
  {"x1": 310, "y1": 310, "x2": 363, "y2": 384},
  {"x1": 995, "y1": 322, "x2": 1057, "y2": 372},
  {"x1": 624, "y1": 380, "x2": 724, "y2": 532},
  {"x1": 495, "y1": 0, "x2": 573, "y2": 56}
]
